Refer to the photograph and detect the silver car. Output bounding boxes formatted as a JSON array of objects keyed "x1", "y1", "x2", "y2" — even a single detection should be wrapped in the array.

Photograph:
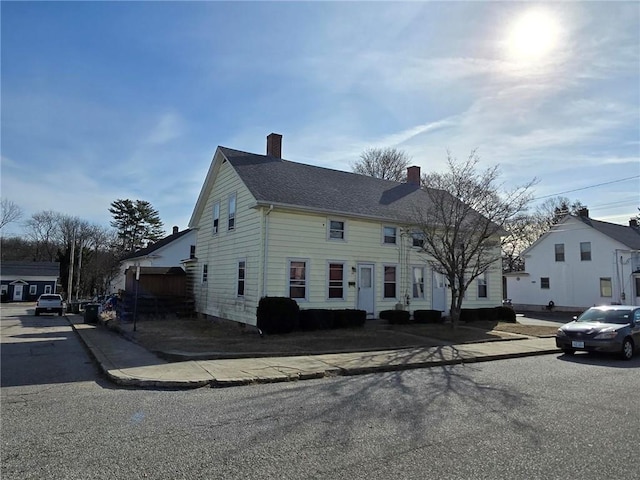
[{"x1": 556, "y1": 305, "x2": 640, "y2": 360}]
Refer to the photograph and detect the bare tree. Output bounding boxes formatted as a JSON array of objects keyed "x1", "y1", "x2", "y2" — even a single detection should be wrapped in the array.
[
  {"x1": 0, "y1": 198, "x2": 23, "y2": 230},
  {"x1": 24, "y1": 210, "x2": 61, "y2": 261},
  {"x1": 414, "y1": 150, "x2": 536, "y2": 326},
  {"x1": 502, "y1": 196, "x2": 585, "y2": 272},
  {"x1": 351, "y1": 147, "x2": 411, "y2": 182}
]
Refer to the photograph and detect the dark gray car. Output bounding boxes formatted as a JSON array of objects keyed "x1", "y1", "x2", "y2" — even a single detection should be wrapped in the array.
[{"x1": 556, "y1": 305, "x2": 640, "y2": 360}]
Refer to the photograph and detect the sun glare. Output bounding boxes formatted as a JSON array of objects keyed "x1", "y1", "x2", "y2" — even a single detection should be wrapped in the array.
[{"x1": 506, "y1": 9, "x2": 560, "y2": 61}]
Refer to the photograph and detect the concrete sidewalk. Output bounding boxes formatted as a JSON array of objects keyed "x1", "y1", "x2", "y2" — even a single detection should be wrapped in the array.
[{"x1": 68, "y1": 314, "x2": 561, "y2": 389}]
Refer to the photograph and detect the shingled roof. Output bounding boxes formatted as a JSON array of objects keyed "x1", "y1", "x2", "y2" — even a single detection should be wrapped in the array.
[
  {"x1": 0, "y1": 261, "x2": 60, "y2": 278},
  {"x1": 577, "y1": 216, "x2": 640, "y2": 250},
  {"x1": 219, "y1": 146, "x2": 440, "y2": 223},
  {"x1": 120, "y1": 228, "x2": 192, "y2": 261}
]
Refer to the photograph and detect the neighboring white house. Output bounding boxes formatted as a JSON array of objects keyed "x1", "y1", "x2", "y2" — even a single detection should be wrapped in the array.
[
  {"x1": 188, "y1": 133, "x2": 503, "y2": 326},
  {"x1": 109, "y1": 227, "x2": 196, "y2": 293},
  {"x1": 505, "y1": 211, "x2": 640, "y2": 311}
]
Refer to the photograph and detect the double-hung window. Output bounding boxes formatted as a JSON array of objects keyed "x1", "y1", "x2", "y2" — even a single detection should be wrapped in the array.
[
  {"x1": 212, "y1": 201, "x2": 220, "y2": 234},
  {"x1": 328, "y1": 263, "x2": 345, "y2": 299},
  {"x1": 600, "y1": 278, "x2": 612, "y2": 297},
  {"x1": 540, "y1": 277, "x2": 550, "y2": 289},
  {"x1": 383, "y1": 226, "x2": 397, "y2": 245},
  {"x1": 412, "y1": 232, "x2": 425, "y2": 248},
  {"x1": 202, "y1": 264, "x2": 208, "y2": 283},
  {"x1": 44, "y1": 285, "x2": 52, "y2": 294},
  {"x1": 29, "y1": 285, "x2": 37, "y2": 296},
  {"x1": 412, "y1": 267, "x2": 424, "y2": 298},
  {"x1": 477, "y1": 273, "x2": 487, "y2": 298},
  {"x1": 228, "y1": 194, "x2": 236, "y2": 231},
  {"x1": 237, "y1": 260, "x2": 246, "y2": 297},
  {"x1": 384, "y1": 265, "x2": 397, "y2": 298},
  {"x1": 554, "y1": 244, "x2": 565, "y2": 262},
  {"x1": 328, "y1": 220, "x2": 345, "y2": 240},
  {"x1": 289, "y1": 260, "x2": 307, "y2": 299},
  {"x1": 580, "y1": 242, "x2": 591, "y2": 261}
]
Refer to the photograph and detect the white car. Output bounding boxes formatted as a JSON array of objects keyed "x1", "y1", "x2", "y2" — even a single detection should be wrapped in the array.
[{"x1": 35, "y1": 294, "x2": 64, "y2": 316}]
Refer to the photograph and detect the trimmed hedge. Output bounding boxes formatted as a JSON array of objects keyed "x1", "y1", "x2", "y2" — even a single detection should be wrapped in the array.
[
  {"x1": 380, "y1": 309, "x2": 411, "y2": 324},
  {"x1": 414, "y1": 309, "x2": 442, "y2": 324},
  {"x1": 257, "y1": 297, "x2": 300, "y2": 334}
]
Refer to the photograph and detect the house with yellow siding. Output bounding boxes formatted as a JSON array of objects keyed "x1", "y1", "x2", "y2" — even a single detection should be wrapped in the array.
[{"x1": 188, "y1": 133, "x2": 503, "y2": 326}]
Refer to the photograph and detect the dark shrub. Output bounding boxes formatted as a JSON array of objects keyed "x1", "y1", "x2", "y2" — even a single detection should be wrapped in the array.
[
  {"x1": 477, "y1": 307, "x2": 499, "y2": 322},
  {"x1": 299, "y1": 309, "x2": 335, "y2": 331},
  {"x1": 257, "y1": 297, "x2": 300, "y2": 334},
  {"x1": 380, "y1": 309, "x2": 411, "y2": 324},
  {"x1": 460, "y1": 308, "x2": 479, "y2": 323},
  {"x1": 494, "y1": 306, "x2": 517, "y2": 323},
  {"x1": 414, "y1": 309, "x2": 442, "y2": 324}
]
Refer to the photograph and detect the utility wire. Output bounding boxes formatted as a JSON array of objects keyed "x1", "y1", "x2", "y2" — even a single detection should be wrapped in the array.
[{"x1": 535, "y1": 175, "x2": 640, "y2": 201}]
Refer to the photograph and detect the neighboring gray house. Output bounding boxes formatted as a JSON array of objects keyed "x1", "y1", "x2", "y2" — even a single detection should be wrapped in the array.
[
  {"x1": 109, "y1": 226, "x2": 196, "y2": 294},
  {"x1": 1, "y1": 261, "x2": 60, "y2": 302},
  {"x1": 505, "y1": 212, "x2": 640, "y2": 310}
]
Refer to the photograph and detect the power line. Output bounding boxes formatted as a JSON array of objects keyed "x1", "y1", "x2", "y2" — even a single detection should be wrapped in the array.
[{"x1": 534, "y1": 175, "x2": 640, "y2": 201}]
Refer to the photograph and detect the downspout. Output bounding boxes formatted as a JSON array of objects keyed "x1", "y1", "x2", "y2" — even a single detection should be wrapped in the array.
[{"x1": 262, "y1": 205, "x2": 274, "y2": 297}]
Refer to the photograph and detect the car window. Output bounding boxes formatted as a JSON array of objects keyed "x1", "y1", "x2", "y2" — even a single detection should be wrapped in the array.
[
  {"x1": 578, "y1": 308, "x2": 633, "y2": 325},
  {"x1": 40, "y1": 295, "x2": 61, "y2": 300}
]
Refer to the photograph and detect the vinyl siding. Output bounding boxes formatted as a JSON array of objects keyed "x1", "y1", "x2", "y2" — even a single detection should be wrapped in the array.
[{"x1": 193, "y1": 160, "x2": 262, "y2": 324}]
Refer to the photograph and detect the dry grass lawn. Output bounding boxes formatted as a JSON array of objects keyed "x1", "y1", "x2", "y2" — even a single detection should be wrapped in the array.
[{"x1": 105, "y1": 313, "x2": 558, "y2": 360}]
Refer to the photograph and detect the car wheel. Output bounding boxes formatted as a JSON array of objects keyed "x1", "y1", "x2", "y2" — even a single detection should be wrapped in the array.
[
  {"x1": 35, "y1": 310, "x2": 40, "y2": 316},
  {"x1": 58, "y1": 311, "x2": 63, "y2": 316},
  {"x1": 562, "y1": 348, "x2": 575, "y2": 356},
  {"x1": 621, "y1": 338, "x2": 634, "y2": 360}
]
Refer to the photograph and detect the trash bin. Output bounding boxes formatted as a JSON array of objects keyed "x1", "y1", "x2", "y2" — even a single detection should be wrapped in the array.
[
  {"x1": 84, "y1": 304, "x2": 100, "y2": 324},
  {"x1": 69, "y1": 302, "x2": 80, "y2": 314}
]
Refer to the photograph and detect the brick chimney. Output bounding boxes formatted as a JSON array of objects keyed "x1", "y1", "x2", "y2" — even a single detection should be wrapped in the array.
[
  {"x1": 172, "y1": 226, "x2": 179, "y2": 235},
  {"x1": 407, "y1": 166, "x2": 421, "y2": 186},
  {"x1": 577, "y1": 207, "x2": 589, "y2": 218},
  {"x1": 266, "y1": 133, "x2": 282, "y2": 158},
  {"x1": 630, "y1": 218, "x2": 638, "y2": 228}
]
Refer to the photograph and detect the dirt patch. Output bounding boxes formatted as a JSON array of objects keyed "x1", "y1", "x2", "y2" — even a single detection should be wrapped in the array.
[{"x1": 106, "y1": 314, "x2": 558, "y2": 360}]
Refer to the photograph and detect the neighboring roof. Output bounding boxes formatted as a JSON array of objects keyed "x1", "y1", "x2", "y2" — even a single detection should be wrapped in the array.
[
  {"x1": 218, "y1": 146, "x2": 440, "y2": 222},
  {"x1": 120, "y1": 229, "x2": 193, "y2": 261},
  {"x1": 576, "y1": 216, "x2": 640, "y2": 250},
  {"x1": 125, "y1": 266, "x2": 186, "y2": 276},
  {"x1": 0, "y1": 261, "x2": 60, "y2": 278}
]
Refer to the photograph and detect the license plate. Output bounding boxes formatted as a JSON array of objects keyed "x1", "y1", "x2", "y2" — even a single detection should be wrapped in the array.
[{"x1": 571, "y1": 341, "x2": 584, "y2": 348}]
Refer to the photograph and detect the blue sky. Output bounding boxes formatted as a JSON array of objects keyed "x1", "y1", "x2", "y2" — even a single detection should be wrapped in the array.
[{"x1": 2, "y1": 1, "x2": 639, "y2": 237}]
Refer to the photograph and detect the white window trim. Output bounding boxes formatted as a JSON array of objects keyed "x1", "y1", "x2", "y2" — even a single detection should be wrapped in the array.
[
  {"x1": 383, "y1": 263, "x2": 398, "y2": 299},
  {"x1": 212, "y1": 201, "x2": 220, "y2": 235},
  {"x1": 2, "y1": 284, "x2": 9, "y2": 295},
  {"x1": 382, "y1": 225, "x2": 398, "y2": 245},
  {"x1": 237, "y1": 259, "x2": 246, "y2": 297},
  {"x1": 44, "y1": 285, "x2": 52, "y2": 294},
  {"x1": 600, "y1": 277, "x2": 612, "y2": 297},
  {"x1": 327, "y1": 261, "x2": 346, "y2": 300},
  {"x1": 412, "y1": 265, "x2": 425, "y2": 299},
  {"x1": 287, "y1": 258, "x2": 309, "y2": 301},
  {"x1": 29, "y1": 285, "x2": 37, "y2": 295},
  {"x1": 228, "y1": 193, "x2": 237, "y2": 231},
  {"x1": 580, "y1": 242, "x2": 592, "y2": 261},
  {"x1": 327, "y1": 218, "x2": 347, "y2": 242}
]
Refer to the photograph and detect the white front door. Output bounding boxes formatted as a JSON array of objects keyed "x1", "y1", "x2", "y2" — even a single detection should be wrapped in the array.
[
  {"x1": 432, "y1": 271, "x2": 446, "y2": 312},
  {"x1": 357, "y1": 264, "x2": 375, "y2": 318},
  {"x1": 13, "y1": 284, "x2": 23, "y2": 301}
]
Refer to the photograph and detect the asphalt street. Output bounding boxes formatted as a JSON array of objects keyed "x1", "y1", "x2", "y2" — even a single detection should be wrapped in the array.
[{"x1": 2, "y1": 304, "x2": 639, "y2": 480}]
